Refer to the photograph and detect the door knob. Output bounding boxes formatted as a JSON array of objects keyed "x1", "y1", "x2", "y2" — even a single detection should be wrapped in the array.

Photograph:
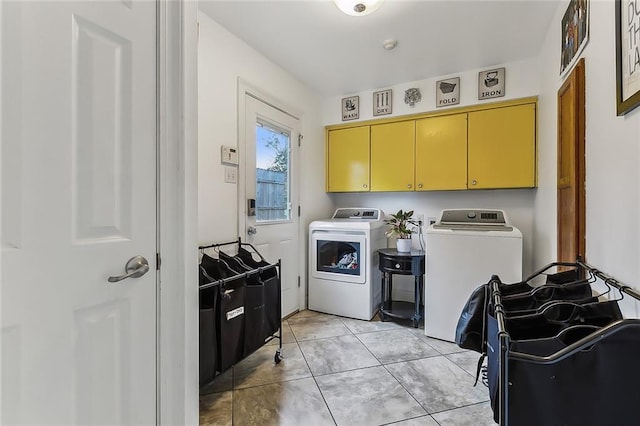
[
  {"x1": 248, "y1": 226, "x2": 258, "y2": 235},
  {"x1": 108, "y1": 256, "x2": 150, "y2": 283}
]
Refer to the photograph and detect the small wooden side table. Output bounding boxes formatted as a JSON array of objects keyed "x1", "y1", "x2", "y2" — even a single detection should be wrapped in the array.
[{"x1": 378, "y1": 248, "x2": 425, "y2": 328}]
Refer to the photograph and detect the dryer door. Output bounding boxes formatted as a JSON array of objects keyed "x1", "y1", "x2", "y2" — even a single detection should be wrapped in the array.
[{"x1": 311, "y1": 231, "x2": 367, "y2": 284}]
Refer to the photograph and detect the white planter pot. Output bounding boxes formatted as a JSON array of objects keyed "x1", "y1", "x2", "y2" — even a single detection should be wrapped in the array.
[{"x1": 396, "y1": 238, "x2": 412, "y2": 252}]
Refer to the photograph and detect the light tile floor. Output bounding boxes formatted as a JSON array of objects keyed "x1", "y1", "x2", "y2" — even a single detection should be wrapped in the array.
[{"x1": 200, "y1": 310, "x2": 495, "y2": 426}]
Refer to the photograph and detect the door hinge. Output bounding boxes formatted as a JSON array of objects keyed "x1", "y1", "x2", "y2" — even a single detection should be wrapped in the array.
[
  {"x1": 298, "y1": 134, "x2": 303, "y2": 147},
  {"x1": 298, "y1": 276, "x2": 301, "y2": 288},
  {"x1": 156, "y1": 253, "x2": 161, "y2": 271},
  {"x1": 298, "y1": 205, "x2": 301, "y2": 217}
]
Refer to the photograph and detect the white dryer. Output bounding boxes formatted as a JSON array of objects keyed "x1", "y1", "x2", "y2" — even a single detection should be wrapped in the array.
[
  {"x1": 309, "y1": 208, "x2": 386, "y2": 320},
  {"x1": 425, "y1": 209, "x2": 522, "y2": 342}
]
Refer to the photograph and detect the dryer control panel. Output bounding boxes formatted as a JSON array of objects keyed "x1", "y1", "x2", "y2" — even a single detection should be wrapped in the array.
[{"x1": 332, "y1": 208, "x2": 381, "y2": 220}]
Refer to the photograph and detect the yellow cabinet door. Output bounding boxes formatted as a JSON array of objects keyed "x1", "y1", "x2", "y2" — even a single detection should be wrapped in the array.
[
  {"x1": 327, "y1": 126, "x2": 370, "y2": 192},
  {"x1": 370, "y1": 121, "x2": 415, "y2": 191},
  {"x1": 415, "y1": 114, "x2": 467, "y2": 190},
  {"x1": 468, "y1": 103, "x2": 536, "y2": 189}
]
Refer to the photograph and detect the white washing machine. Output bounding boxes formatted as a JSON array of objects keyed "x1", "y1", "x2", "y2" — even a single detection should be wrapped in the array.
[
  {"x1": 425, "y1": 209, "x2": 522, "y2": 342},
  {"x1": 309, "y1": 208, "x2": 386, "y2": 320}
]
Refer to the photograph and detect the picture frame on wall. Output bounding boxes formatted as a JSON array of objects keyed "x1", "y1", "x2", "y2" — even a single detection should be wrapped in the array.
[
  {"x1": 341, "y1": 96, "x2": 359, "y2": 121},
  {"x1": 561, "y1": 0, "x2": 589, "y2": 77},
  {"x1": 436, "y1": 77, "x2": 460, "y2": 107},
  {"x1": 478, "y1": 68, "x2": 505, "y2": 100},
  {"x1": 616, "y1": 0, "x2": 640, "y2": 115},
  {"x1": 373, "y1": 89, "x2": 392, "y2": 116}
]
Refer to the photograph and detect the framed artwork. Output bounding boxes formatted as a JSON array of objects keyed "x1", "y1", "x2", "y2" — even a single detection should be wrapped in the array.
[
  {"x1": 373, "y1": 89, "x2": 392, "y2": 116},
  {"x1": 561, "y1": 0, "x2": 589, "y2": 77},
  {"x1": 341, "y1": 96, "x2": 359, "y2": 121},
  {"x1": 478, "y1": 68, "x2": 505, "y2": 100},
  {"x1": 616, "y1": 0, "x2": 640, "y2": 115},
  {"x1": 436, "y1": 77, "x2": 460, "y2": 107}
]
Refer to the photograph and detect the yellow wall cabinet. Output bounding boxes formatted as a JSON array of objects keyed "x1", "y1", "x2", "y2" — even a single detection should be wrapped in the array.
[
  {"x1": 468, "y1": 103, "x2": 536, "y2": 189},
  {"x1": 415, "y1": 114, "x2": 468, "y2": 191},
  {"x1": 326, "y1": 126, "x2": 371, "y2": 192},
  {"x1": 370, "y1": 121, "x2": 415, "y2": 191},
  {"x1": 325, "y1": 97, "x2": 537, "y2": 193}
]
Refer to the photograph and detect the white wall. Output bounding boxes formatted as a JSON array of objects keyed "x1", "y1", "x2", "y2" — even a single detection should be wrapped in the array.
[
  {"x1": 197, "y1": 12, "x2": 333, "y2": 306},
  {"x1": 198, "y1": 12, "x2": 332, "y2": 244},
  {"x1": 534, "y1": 0, "x2": 640, "y2": 316}
]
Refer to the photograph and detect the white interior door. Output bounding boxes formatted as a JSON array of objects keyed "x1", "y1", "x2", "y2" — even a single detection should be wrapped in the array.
[
  {"x1": 1, "y1": 1, "x2": 157, "y2": 424},
  {"x1": 242, "y1": 94, "x2": 300, "y2": 318}
]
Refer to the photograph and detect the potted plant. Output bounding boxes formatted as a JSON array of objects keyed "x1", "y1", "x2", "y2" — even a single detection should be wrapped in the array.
[{"x1": 384, "y1": 209, "x2": 418, "y2": 252}]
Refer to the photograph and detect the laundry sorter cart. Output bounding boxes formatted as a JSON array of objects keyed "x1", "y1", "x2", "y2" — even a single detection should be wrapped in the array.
[
  {"x1": 198, "y1": 238, "x2": 282, "y2": 391},
  {"x1": 485, "y1": 260, "x2": 640, "y2": 426}
]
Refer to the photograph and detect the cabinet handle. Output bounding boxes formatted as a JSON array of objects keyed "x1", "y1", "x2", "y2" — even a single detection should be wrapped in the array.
[
  {"x1": 363, "y1": 184, "x2": 368, "y2": 188},
  {"x1": 407, "y1": 184, "x2": 412, "y2": 189},
  {"x1": 418, "y1": 183, "x2": 423, "y2": 188},
  {"x1": 471, "y1": 180, "x2": 477, "y2": 185}
]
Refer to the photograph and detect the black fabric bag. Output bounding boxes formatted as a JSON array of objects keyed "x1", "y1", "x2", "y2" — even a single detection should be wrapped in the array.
[
  {"x1": 237, "y1": 247, "x2": 280, "y2": 337},
  {"x1": 455, "y1": 284, "x2": 489, "y2": 352},
  {"x1": 487, "y1": 300, "x2": 625, "y2": 425},
  {"x1": 199, "y1": 266, "x2": 219, "y2": 387},
  {"x1": 200, "y1": 253, "x2": 247, "y2": 373}
]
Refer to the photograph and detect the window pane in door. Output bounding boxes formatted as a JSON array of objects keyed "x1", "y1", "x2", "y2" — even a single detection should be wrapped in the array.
[{"x1": 256, "y1": 120, "x2": 290, "y2": 222}]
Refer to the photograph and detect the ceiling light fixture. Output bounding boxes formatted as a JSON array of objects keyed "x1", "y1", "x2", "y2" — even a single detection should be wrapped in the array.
[{"x1": 333, "y1": 0, "x2": 384, "y2": 16}]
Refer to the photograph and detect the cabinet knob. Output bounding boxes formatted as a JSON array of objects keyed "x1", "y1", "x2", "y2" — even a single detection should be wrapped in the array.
[
  {"x1": 407, "y1": 184, "x2": 412, "y2": 189},
  {"x1": 418, "y1": 183, "x2": 423, "y2": 188},
  {"x1": 395, "y1": 263, "x2": 401, "y2": 269},
  {"x1": 471, "y1": 180, "x2": 477, "y2": 185},
  {"x1": 363, "y1": 184, "x2": 368, "y2": 188}
]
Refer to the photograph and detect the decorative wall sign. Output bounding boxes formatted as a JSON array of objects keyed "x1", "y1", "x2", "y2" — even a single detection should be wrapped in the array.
[
  {"x1": 373, "y1": 89, "x2": 392, "y2": 116},
  {"x1": 404, "y1": 88, "x2": 421, "y2": 107},
  {"x1": 616, "y1": 0, "x2": 640, "y2": 115},
  {"x1": 561, "y1": 0, "x2": 589, "y2": 77},
  {"x1": 341, "y1": 96, "x2": 359, "y2": 121},
  {"x1": 478, "y1": 68, "x2": 505, "y2": 100},
  {"x1": 436, "y1": 77, "x2": 460, "y2": 107}
]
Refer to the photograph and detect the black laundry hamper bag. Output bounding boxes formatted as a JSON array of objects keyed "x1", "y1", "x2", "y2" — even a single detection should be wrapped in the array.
[
  {"x1": 487, "y1": 300, "x2": 626, "y2": 425},
  {"x1": 220, "y1": 251, "x2": 268, "y2": 358},
  {"x1": 200, "y1": 254, "x2": 247, "y2": 373},
  {"x1": 198, "y1": 267, "x2": 219, "y2": 387},
  {"x1": 236, "y1": 247, "x2": 280, "y2": 338}
]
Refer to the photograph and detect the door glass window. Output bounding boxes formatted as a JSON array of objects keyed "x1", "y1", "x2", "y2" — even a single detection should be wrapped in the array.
[{"x1": 256, "y1": 119, "x2": 291, "y2": 222}]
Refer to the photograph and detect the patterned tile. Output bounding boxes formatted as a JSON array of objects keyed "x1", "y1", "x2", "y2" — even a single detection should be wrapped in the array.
[
  {"x1": 445, "y1": 351, "x2": 484, "y2": 377},
  {"x1": 288, "y1": 315, "x2": 351, "y2": 341},
  {"x1": 299, "y1": 334, "x2": 379, "y2": 376},
  {"x1": 386, "y1": 415, "x2": 440, "y2": 425},
  {"x1": 316, "y1": 366, "x2": 426, "y2": 426},
  {"x1": 265, "y1": 321, "x2": 296, "y2": 345},
  {"x1": 386, "y1": 356, "x2": 488, "y2": 413},
  {"x1": 356, "y1": 329, "x2": 439, "y2": 364},
  {"x1": 339, "y1": 315, "x2": 403, "y2": 334},
  {"x1": 233, "y1": 342, "x2": 311, "y2": 389},
  {"x1": 286, "y1": 309, "x2": 337, "y2": 323},
  {"x1": 431, "y1": 402, "x2": 495, "y2": 425},
  {"x1": 199, "y1": 391, "x2": 232, "y2": 426},
  {"x1": 408, "y1": 330, "x2": 466, "y2": 355},
  {"x1": 233, "y1": 378, "x2": 334, "y2": 426},
  {"x1": 200, "y1": 367, "x2": 233, "y2": 394}
]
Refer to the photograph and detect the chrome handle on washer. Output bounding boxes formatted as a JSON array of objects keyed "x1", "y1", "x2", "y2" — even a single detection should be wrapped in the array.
[{"x1": 108, "y1": 256, "x2": 149, "y2": 283}]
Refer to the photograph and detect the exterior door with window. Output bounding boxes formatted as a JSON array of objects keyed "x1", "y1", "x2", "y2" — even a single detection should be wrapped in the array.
[
  {"x1": 1, "y1": 1, "x2": 157, "y2": 424},
  {"x1": 242, "y1": 94, "x2": 300, "y2": 318}
]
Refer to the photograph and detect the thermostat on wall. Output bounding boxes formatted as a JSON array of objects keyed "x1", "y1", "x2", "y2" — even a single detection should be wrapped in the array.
[{"x1": 221, "y1": 145, "x2": 239, "y2": 165}]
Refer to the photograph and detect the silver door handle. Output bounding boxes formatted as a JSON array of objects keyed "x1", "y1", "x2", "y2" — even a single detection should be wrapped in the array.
[
  {"x1": 247, "y1": 226, "x2": 258, "y2": 235},
  {"x1": 108, "y1": 256, "x2": 150, "y2": 283}
]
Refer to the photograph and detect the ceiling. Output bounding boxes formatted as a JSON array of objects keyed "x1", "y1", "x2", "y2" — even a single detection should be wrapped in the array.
[{"x1": 198, "y1": 0, "x2": 560, "y2": 97}]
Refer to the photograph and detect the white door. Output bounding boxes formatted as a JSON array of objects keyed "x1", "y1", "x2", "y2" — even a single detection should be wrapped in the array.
[
  {"x1": 242, "y1": 94, "x2": 300, "y2": 318},
  {"x1": 1, "y1": 1, "x2": 157, "y2": 424}
]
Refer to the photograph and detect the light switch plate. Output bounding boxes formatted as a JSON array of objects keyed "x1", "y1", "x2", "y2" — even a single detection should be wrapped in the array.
[
  {"x1": 224, "y1": 166, "x2": 237, "y2": 184},
  {"x1": 221, "y1": 145, "x2": 239, "y2": 165}
]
